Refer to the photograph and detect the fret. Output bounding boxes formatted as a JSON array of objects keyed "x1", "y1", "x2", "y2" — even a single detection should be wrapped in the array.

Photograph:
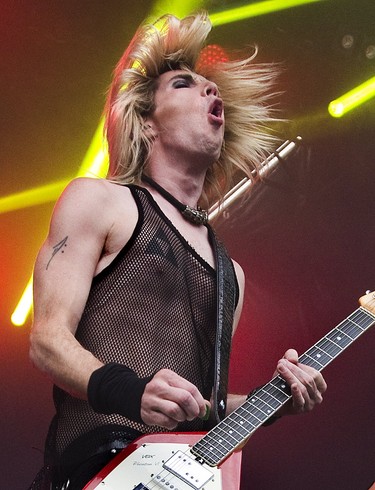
[
  {"x1": 300, "y1": 352, "x2": 324, "y2": 370},
  {"x1": 191, "y1": 304, "x2": 375, "y2": 467},
  {"x1": 265, "y1": 377, "x2": 291, "y2": 400},
  {"x1": 220, "y1": 419, "x2": 245, "y2": 441},
  {"x1": 301, "y1": 344, "x2": 333, "y2": 368},
  {"x1": 230, "y1": 406, "x2": 257, "y2": 431},
  {"x1": 232, "y1": 408, "x2": 264, "y2": 428},
  {"x1": 348, "y1": 308, "x2": 373, "y2": 327},
  {"x1": 229, "y1": 412, "x2": 256, "y2": 436},
  {"x1": 207, "y1": 437, "x2": 233, "y2": 455},
  {"x1": 240, "y1": 404, "x2": 266, "y2": 423},
  {"x1": 227, "y1": 411, "x2": 256, "y2": 436},
  {"x1": 300, "y1": 309, "x2": 373, "y2": 371},
  {"x1": 252, "y1": 389, "x2": 285, "y2": 410},
  {"x1": 341, "y1": 309, "x2": 370, "y2": 334},
  {"x1": 194, "y1": 436, "x2": 228, "y2": 458},
  {"x1": 213, "y1": 415, "x2": 253, "y2": 443},
  {"x1": 325, "y1": 327, "x2": 357, "y2": 350},
  {"x1": 314, "y1": 338, "x2": 341, "y2": 359},
  {"x1": 246, "y1": 393, "x2": 279, "y2": 417},
  {"x1": 339, "y1": 321, "x2": 363, "y2": 339}
]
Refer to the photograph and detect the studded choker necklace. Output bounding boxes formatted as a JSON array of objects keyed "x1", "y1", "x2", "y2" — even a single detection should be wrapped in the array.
[{"x1": 142, "y1": 175, "x2": 208, "y2": 226}]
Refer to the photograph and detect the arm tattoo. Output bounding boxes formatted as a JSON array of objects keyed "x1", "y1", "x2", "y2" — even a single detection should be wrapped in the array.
[{"x1": 46, "y1": 236, "x2": 68, "y2": 270}]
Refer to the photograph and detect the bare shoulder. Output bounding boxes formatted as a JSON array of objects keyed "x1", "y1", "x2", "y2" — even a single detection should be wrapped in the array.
[
  {"x1": 37, "y1": 178, "x2": 138, "y2": 278},
  {"x1": 232, "y1": 259, "x2": 245, "y2": 334},
  {"x1": 52, "y1": 178, "x2": 135, "y2": 230},
  {"x1": 232, "y1": 259, "x2": 245, "y2": 288},
  {"x1": 58, "y1": 177, "x2": 127, "y2": 207}
]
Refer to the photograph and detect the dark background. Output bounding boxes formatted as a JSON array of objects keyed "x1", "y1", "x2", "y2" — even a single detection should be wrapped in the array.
[{"x1": 1, "y1": 1, "x2": 374, "y2": 488}]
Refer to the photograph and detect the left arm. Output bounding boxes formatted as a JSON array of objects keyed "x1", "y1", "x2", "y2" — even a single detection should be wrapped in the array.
[{"x1": 226, "y1": 261, "x2": 327, "y2": 416}]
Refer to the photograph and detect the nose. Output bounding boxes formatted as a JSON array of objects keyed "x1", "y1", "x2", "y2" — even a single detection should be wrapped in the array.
[{"x1": 203, "y1": 81, "x2": 219, "y2": 97}]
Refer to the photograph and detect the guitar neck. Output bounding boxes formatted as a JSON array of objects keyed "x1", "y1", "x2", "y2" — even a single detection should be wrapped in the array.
[{"x1": 191, "y1": 306, "x2": 375, "y2": 467}]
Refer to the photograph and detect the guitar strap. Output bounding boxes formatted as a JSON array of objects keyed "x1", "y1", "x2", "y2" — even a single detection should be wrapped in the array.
[{"x1": 208, "y1": 226, "x2": 237, "y2": 423}]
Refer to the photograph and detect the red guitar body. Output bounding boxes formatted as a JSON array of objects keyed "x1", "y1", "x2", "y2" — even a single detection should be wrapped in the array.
[{"x1": 84, "y1": 432, "x2": 242, "y2": 490}]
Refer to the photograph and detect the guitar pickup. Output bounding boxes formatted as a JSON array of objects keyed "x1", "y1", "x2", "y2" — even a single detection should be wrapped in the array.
[{"x1": 162, "y1": 451, "x2": 214, "y2": 489}]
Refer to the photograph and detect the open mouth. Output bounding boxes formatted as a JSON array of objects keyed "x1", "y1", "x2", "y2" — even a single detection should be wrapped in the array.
[{"x1": 210, "y1": 99, "x2": 223, "y2": 118}]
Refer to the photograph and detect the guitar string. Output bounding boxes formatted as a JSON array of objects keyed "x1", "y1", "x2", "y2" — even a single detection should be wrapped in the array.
[{"x1": 194, "y1": 308, "x2": 375, "y2": 465}]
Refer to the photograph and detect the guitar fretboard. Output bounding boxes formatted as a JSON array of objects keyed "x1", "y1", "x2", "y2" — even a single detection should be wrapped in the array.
[{"x1": 191, "y1": 306, "x2": 375, "y2": 467}]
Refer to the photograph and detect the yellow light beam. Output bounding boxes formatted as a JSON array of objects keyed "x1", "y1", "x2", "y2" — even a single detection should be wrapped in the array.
[
  {"x1": 0, "y1": 180, "x2": 71, "y2": 215},
  {"x1": 1, "y1": 119, "x2": 108, "y2": 217},
  {"x1": 11, "y1": 276, "x2": 33, "y2": 327},
  {"x1": 147, "y1": 0, "x2": 205, "y2": 21},
  {"x1": 76, "y1": 117, "x2": 108, "y2": 178},
  {"x1": 210, "y1": 0, "x2": 326, "y2": 26},
  {"x1": 328, "y1": 76, "x2": 375, "y2": 118},
  {"x1": 11, "y1": 119, "x2": 108, "y2": 326}
]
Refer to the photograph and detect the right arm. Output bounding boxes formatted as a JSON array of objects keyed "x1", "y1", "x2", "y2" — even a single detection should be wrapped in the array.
[
  {"x1": 30, "y1": 178, "x2": 208, "y2": 427},
  {"x1": 30, "y1": 178, "x2": 113, "y2": 398}
]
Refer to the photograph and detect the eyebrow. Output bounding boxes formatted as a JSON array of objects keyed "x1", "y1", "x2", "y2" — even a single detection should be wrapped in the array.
[{"x1": 168, "y1": 73, "x2": 196, "y2": 85}]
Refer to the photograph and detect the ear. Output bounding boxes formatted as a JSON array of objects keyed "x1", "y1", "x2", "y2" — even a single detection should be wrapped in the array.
[{"x1": 143, "y1": 118, "x2": 157, "y2": 139}]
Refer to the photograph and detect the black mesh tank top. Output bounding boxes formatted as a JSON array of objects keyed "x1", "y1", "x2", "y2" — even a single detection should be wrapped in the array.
[{"x1": 50, "y1": 185, "x2": 219, "y2": 457}]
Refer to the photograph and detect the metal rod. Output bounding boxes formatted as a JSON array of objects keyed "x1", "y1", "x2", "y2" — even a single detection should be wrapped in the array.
[{"x1": 208, "y1": 136, "x2": 302, "y2": 221}]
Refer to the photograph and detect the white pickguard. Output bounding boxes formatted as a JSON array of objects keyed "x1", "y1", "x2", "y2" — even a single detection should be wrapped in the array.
[{"x1": 92, "y1": 442, "x2": 222, "y2": 490}]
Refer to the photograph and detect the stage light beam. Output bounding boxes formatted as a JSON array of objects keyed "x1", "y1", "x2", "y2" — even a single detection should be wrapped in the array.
[
  {"x1": 0, "y1": 180, "x2": 71, "y2": 215},
  {"x1": 328, "y1": 76, "x2": 375, "y2": 118},
  {"x1": 148, "y1": 0, "x2": 205, "y2": 20},
  {"x1": 11, "y1": 277, "x2": 33, "y2": 327},
  {"x1": 209, "y1": 0, "x2": 326, "y2": 26},
  {"x1": 11, "y1": 119, "x2": 108, "y2": 327}
]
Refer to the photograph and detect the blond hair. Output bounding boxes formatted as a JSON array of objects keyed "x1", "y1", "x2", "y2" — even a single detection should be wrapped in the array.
[{"x1": 105, "y1": 12, "x2": 279, "y2": 206}]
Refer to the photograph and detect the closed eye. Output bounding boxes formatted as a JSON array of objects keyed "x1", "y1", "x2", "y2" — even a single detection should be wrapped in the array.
[
  {"x1": 173, "y1": 80, "x2": 190, "y2": 88},
  {"x1": 171, "y1": 74, "x2": 196, "y2": 89}
]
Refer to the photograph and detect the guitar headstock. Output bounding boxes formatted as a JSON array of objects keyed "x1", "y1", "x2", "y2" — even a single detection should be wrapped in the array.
[{"x1": 359, "y1": 290, "x2": 375, "y2": 315}]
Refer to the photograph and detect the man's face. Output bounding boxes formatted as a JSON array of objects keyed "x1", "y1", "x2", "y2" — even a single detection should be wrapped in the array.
[{"x1": 146, "y1": 70, "x2": 225, "y2": 165}]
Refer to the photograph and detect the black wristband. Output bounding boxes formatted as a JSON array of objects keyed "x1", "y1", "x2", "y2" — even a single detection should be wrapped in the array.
[{"x1": 87, "y1": 363, "x2": 153, "y2": 424}]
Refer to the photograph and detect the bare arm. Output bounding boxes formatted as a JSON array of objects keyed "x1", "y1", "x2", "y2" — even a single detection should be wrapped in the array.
[
  {"x1": 30, "y1": 178, "x2": 115, "y2": 398},
  {"x1": 232, "y1": 260, "x2": 245, "y2": 336},
  {"x1": 30, "y1": 178, "x2": 209, "y2": 427},
  {"x1": 226, "y1": 262, "x2": 327, "y2": 417}
]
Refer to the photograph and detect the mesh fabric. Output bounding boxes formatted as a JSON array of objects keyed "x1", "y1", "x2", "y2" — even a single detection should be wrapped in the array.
[{"x1": 49, "y1": 185, "x2": 218, "y2": 459}]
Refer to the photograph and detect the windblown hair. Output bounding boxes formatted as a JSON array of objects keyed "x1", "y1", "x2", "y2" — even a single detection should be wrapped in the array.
[{"x1": 105, "y1": 11, "x2": 280, "y2": 206}]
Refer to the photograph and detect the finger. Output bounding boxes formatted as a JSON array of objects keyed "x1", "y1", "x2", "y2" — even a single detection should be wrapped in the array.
[
  {"x1": 145, "y1": 369, "x2": 208, "y2": 420},
  {"x1": 166, "y1": 371, "x2": 208, "y2": 417},
  {"x1": 277, "y1": 361, "x2": 314, "y2": 401},
  {"x1": 279, "y1": 361, "x2": 325, "y2": 411},
  {"x1": 141, "y1": 406, "x2": 179, "y2": 430},
  {"x1": 172, "y1": 387, "x2": 207, "y2": 420},
  {"x1": 282, "y1": 348, "x2": 299, "y2": 364},
  {"x1": 290, "y1": 383, "x2": 306, "y2": 412},
  {"x1": 287, "y1": 361, "x2": 327, "y2": 399}
]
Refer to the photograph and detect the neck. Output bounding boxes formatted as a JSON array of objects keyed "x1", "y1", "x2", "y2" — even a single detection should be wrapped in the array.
[
  {"x1": 145, "y1": 169, "x2": 205, "y2": 210},
  {"x1": 145, "y1": 148, "x2": 211, "y2": 207},
  {"x1": 141, "y1": 174, "x2": 209, "y2": 226}
]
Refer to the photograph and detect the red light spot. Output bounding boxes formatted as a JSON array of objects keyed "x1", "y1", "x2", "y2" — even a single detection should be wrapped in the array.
[{"x1": 197, "y1": 44, "x2": 229, "y2": 71}]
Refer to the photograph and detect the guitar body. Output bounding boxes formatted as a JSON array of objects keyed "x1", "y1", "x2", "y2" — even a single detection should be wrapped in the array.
[{"x1": 84, "y1": 432, "x2": 242, "y2": 490}]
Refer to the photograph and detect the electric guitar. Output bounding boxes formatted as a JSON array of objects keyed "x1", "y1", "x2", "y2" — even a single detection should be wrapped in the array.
[{"x1": 84, "y1": 291, "x2": 375, "y2": 490}]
